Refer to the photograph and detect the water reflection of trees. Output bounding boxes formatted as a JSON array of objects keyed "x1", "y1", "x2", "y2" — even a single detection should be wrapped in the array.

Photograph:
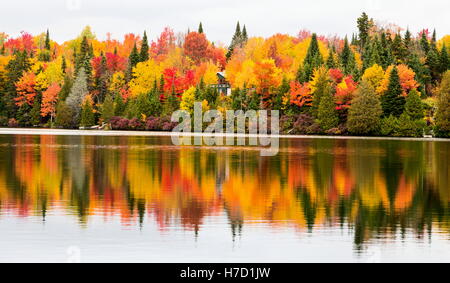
[{"x1": 0, "y1": 135, "x2": 449, "y2": 246}]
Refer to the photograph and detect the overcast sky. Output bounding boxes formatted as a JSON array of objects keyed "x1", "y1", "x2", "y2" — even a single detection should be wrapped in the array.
[{"x1": 3, "y1": 0, "x2": 449, "y2": 45}]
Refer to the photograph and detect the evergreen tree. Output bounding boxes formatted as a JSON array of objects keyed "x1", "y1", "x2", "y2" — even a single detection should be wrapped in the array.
[
  {"x1": 431, "y1": 29, "x2": 437, "y2": 46},
  {"x1": 147, "y1": 89, "x2": 162, "y2": 117},
  {"x1": 392, "y1": 33, "x2": 407, "y2": 63},
  {"x1": 126, "y1": 43, "x2": 140, "y2": 81},
  {"x1": 420, "y1": 31, "x2": 430, "y2": 53},
  {"x1": 101, "y1": 94, "x2": 115, "y2": 123},
  {"x1": 247, "y1": 91, "x2": 260, "y2": 110},
  {"x1": 440, "y1": 44, "x2": 450, "y2": 73},
  {"x1": 163, "y1": 87, "x2": 180, "y2": 115},
  {"x1": 80, "y1": 98, "x2": 95, "y2": 127},
  {"x1": 407, "y1": 53, "x2": 431, "y2": 96},
  {"x1": 311, "y1": 69, "x2": 331, "y2": 118},
  {"x1": 298, "y1": 33, "x2": 323, "y2": 82},
  {"x1": 59, "y1": 75, "x2": 73, "y2": 101},
  {"x1": 381, "y1": 66, "x2": 405, "y2": 117},
  {"x1": 45, "y1": 29, "x2": 51, "y2": 50},
  {"x1": 226, "y1": 22, "x2": 247, "y2": 60},
  {"x1": 379, "y1": 32, "x2": 394, "y2": 68},
  {"x1": 326, "y1": 49, "x2": 337, "y2": 69},
  {"x1": 339, "y1": 37, "x2": 359, "y2": 78},
  {"x1": 95, "y1": 52, "x2": 108, "y2": 103},
  {"x1": 242, "y1": 25, "x2": 248, "y2": 42},
  {"x1": 404, "y1": 89, "x2": 424, "y2": 120},
  {"x1": 4, "y1": 51, "x2": 31, "y2": 118},
  {"x1": 404, "y1": 29, "x2": 412, "y2": 49},
  {"x1": 198, "y1": 22, "x2": 204, "y2": 34},
  {"x1": 75, "y1": 36, "x2": 92, "y2": 79},
  {"x1": 61, "y1": 55, "x2": 67, "y2": 74},
  {"x1": 317, "y1": 89, "x2": 339, "y2": 131},
  {"x1": 434, "y1": 71, "x2": 450, "y2": 137},
  {"x1": 140, "y1": 31, "x2": 149, "y2": 62},
  {"x1": 30, "y1": 96, "x2": 41, "y2": 126},
  {"x1": 114, "y1": 93, "x2": 126, "y2": 116},
  {"x1": 357, "y1": 12, "x2": 371, "y2": 49},
  {"x1": 365, "y1": 38, "x2": 382, "y2": 69},
  {"x1": 347, "y1": 80, "x2": 382, "y2": 135},
  {"x1": 426, "y1": 44, "x2": 441, "y2": 82}
]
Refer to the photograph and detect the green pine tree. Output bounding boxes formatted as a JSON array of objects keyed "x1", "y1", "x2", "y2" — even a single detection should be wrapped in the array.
[
  {"x1": 404, "y1": 89, "x2": 424, "y2": 120},
  {"x1": 140, "y1": 31, "x2": 149, "y2": 62},
  {"x1": 440, "y1": 44, "x2": 450, "y2": 73},
  {"x1": 198, "y1": 22, "x2": 204, "y2": 34},
  {"x1": 4, "y1": 51, "x2": 31, "y2": 118},
  {"x1": 61, "y1": 55, "x2": 67, "y2": 74},
  {"x1": 298, "y1": 33, "x2": 323, "y2": 82},
  {"x1": 340, "y1": 37, "x2": 359, "y2": 77},
  {"x1": 45, "y1": 29, "x2": 51, "y2": 50},
  {"x1": 80, "y1": 99, "x2": 95, "y2": 127},
  {"x1": 101, "y1": 94, "x2": 115, "y2": 123},
  {"x1": 356, "y1": 12, "x2": 371, "y2": 49},
  {"x1": 30, "y1": 96, "x2": 41, "y2": 126},
  {"x1": 59, "y1": 75, "x2": 73, "y2": 101},
  {"x1": 381, "y1": 66, "x2": 405, "y2": 117},
  {"x1": 317, "y1": 88, "x2": 339, "y2": 131},
  {"x1": 311, "y1": 69, "x2": 332, "y2": 118},
  {"x1": 420, "y1": 31, "x2": 430, "y2": 53},
  {"x1": 114, "y1": 93, "x2": 126, "y2": 117}
]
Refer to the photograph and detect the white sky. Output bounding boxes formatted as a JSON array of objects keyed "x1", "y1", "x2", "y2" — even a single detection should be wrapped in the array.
[{"x1": 2, "y1": 0, "x2": 449, "y2": 45}]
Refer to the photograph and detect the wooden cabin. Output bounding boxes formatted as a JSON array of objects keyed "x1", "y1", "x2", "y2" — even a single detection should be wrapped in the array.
[{"x1": 211, "y1": 72, "x2": 231, "y2": 96}]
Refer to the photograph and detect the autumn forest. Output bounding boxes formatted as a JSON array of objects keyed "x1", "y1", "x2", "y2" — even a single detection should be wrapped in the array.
[{"x1": 0, "y1": 13, "x2": 450, "y2": 137}]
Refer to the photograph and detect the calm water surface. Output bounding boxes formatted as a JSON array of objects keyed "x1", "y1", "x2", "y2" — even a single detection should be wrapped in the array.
[{"x1": 0, "y1": 134, "x2": 450, "y2": 262}]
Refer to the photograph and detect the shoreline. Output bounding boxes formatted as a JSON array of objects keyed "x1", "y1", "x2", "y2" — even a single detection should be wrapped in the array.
[{"x1": 0, "y1": 127, "x2": 449, "y2": 142}]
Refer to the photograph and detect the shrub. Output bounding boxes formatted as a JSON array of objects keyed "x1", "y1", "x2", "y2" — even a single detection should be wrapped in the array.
[
  {"x1": 280, "y1": 115, "x2": 297, "y2": 134},
  {"x1": 110, "y1": 117, "x2": 130, "y2": 130},
  {"x1": 8, "y1": 118, "x2": 19, "y2": 128},
  {"x1": 128, "y1": 118, "x2": 144, "y2": 130},
  {"x1": 291, "y1": 114, "x2": 322, "y2": 135}
]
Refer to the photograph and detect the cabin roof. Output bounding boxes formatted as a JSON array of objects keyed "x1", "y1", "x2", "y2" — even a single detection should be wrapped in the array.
[{"x1": 217, "y1": 72, "x2": 226, "y2": 80}]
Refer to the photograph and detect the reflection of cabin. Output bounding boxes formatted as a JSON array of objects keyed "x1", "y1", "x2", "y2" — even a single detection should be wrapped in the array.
[{"x1": 211, "y1": 72, "x2": 231, "y2": 96}]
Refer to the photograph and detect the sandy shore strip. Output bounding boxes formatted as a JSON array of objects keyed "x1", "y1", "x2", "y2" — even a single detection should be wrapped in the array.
[{"x1": 0, "y1": 127, "x2": 449, "y2": 142}]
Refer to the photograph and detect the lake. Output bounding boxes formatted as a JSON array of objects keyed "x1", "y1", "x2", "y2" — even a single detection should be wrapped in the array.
[{"x1": 0, "y1": 133, "x2": 449, "y2": 263}]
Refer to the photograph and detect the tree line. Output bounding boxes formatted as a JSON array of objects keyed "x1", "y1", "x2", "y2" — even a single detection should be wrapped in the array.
[{"x1": 0, "y1": 14, "x2": 449, "y2": 137}]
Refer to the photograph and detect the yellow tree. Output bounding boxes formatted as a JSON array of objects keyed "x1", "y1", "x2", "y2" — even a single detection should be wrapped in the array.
[
  {"x1": 128, "y1": 59, "x2": 162, "y2": 97},
  {"x1": 234, "y1": 59, "x2": 257, "y2": 88},
  {"x1": 180, "y1": 87, "x2": 197, "y2": 113},
  {"x1": 362, "y1": 64, "x2": 385, "y2": 92}
]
